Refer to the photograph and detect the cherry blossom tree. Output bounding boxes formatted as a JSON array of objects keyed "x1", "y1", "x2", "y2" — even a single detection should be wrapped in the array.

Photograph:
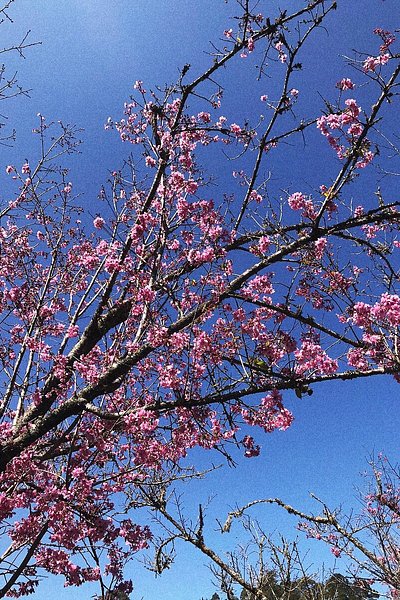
[{"x1": 0, "y1": 0, "x2": 399, "y2": 597}]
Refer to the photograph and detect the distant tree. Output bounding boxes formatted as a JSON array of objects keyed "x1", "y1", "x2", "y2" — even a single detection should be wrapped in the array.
[
  {"x1": 239, "y1": 572, "x2": 377, "y2": 600},
  {"x1": 239, "y1": 570, "x2": 282, "y2": 600},
  {"x1": 323, "y1": 574, "x2": 377, "y2": 600}
]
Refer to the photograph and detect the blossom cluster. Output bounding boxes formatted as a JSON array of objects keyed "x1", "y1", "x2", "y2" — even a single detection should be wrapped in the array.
[{"x1": 317, "y1": 96, "x2": 374, "y2": 168}]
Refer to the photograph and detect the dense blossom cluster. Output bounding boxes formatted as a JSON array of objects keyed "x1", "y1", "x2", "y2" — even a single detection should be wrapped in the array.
[
  {"x1": 363, "y1": 28, "x2": 395, "y2": 72},
  {"x1": 317, "y1": 96, "x2": 374, "y2": 168}
]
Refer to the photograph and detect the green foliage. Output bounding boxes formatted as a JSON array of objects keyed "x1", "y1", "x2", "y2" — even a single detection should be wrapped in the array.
[{"x1": 203, "y1": 571, "x2": 378, "y2": 600}]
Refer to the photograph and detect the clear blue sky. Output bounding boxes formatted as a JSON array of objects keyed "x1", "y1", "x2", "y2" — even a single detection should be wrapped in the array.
[{"x1": 1, "y1": 1, "x2": 399, "y2": 599}]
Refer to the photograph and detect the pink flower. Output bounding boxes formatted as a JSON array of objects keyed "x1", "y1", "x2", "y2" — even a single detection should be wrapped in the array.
[
  {"x1": 348, "y1": 122, "x2": 363, "y2": 136},
  {"x1": 230, "y1": 123, "x2": 242, "y2": 134},
  {"x1": 356, "y1": 150, "x2": 374, "y2": 169},
  {"x1": 371, "y1": 293, "x2": 400, "y2": 326},
  {"x1": 93, "y1": 217, "x2": 105, "y2": 229},
  {"x1": 242, "y1": 274, "x2": 274, "y2": 299},
  {"x1": 133, "y1": 80, "x2": 145, "y2": 92},
  {"x1": 275, "y1": 41, "x2": 287, "y2": 63},
  {"x1": 145, "y1": 156, "x2": 157, "y2": 167},
  {"x1": 197, "y1": 111, "x2": 211, "y2": 123},
  {"x1": 249, "y1": 190, "x2": 262, "y2": 203},
  {"x1": 186, "y1": 179, "x2": 198, "y2": 194},
  {"x1": 347, "y1": 348, "x2": 370, "y2": 371},
  {"x1": 314, "y1": 238, "x2": 327, "y2": 260},
  {"x1": 336, "y1": 78, "x2": 355, "y2": 90},
  {"x1": 5, "y1": 165, "x2": 14, "y2": 174},
  {"x1": 242, "y1": 435, "x2": 260, "y2": 458},
  {"x1": 288, "y1": 192, "x2": 306, "y2": 210},
  {"x1": 260, "y1": 94, "x2": 268, "y2": 102},
  {"x1": 363, "y1": 53, "x2": 390, "y2": 72},
  {"x1": 258, "y1": 236, "x2": 270, "y2": 254},
  {"x1": 352, "y1": 302, "x2": 372, "y2": 327},
  {"x1": 66, "y1": 325, "x2": 80, "y2": 338},
  {"x1": 287, "y1": 192, "x2": 316, "y2": 218},
  {"x1": 295, "y1": 340, "x2": 338, "y2": 376},
  {"x1": 354, "y1": 205, "x2": 364, "y2": 217},
  {"x1": 344, "y1": 98, "x2": 361, "y2": 118},
  {"x1": 21, "y1": 162, "x2": 30, "y2": 174}
]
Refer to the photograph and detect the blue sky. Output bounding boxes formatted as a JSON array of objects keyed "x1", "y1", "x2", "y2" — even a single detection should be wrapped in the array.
[{"x1": 1, "y1": 1, "x2": 400, "y2": 599}]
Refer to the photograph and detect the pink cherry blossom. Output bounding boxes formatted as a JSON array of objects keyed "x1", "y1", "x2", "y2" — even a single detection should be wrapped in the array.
[
  {"x1": 336, "y1": 78, "x2": 355, "y2": 90},
  {"x1": 93, "y1": 216, "x2": 105, "y2": 229}
]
